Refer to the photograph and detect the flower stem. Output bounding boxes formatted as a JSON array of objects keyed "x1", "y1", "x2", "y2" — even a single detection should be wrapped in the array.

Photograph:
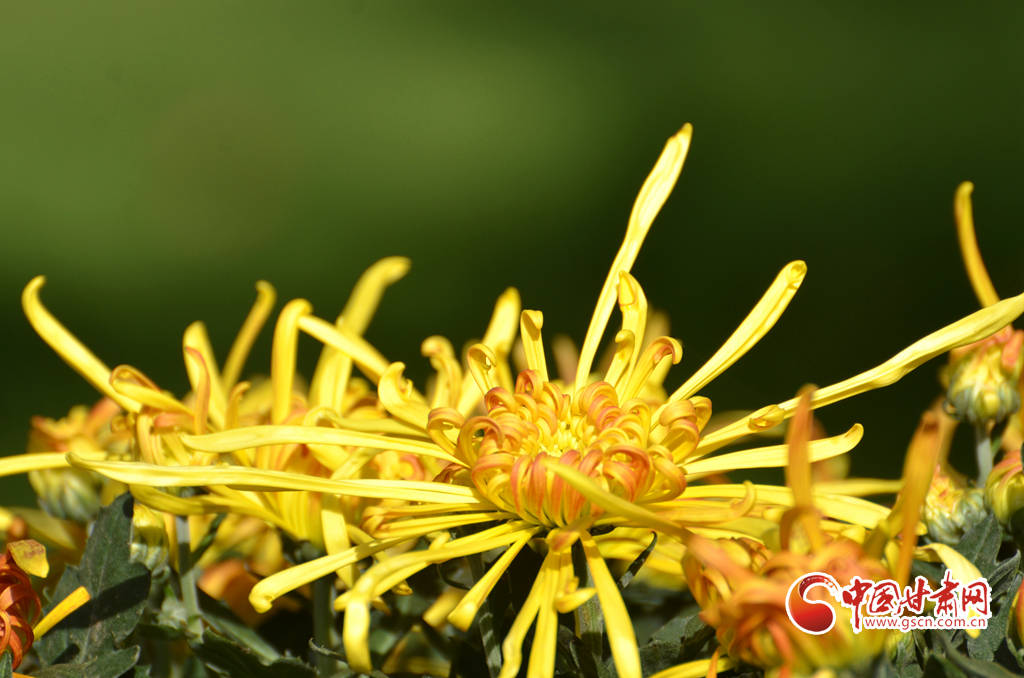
[
  {"x1": 572, "y1": 541, "x2": 603, "y2": 672},
  {"x1": 312, "y1": 573, "x2": 342, "y2": 677},
  {"x1": 466, "y1": 551, "x2": 502, "y2": 678},
  {"x1": 175, "y1": 515, "x2": 204, "y2": 637},
  {"x1": 976, "y1": 425, "x2": 995, "y2": 486}
]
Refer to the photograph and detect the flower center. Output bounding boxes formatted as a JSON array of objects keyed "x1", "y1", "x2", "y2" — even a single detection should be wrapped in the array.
[{"x1": 434, "y1": 370, "x2": 703, "y2": 528}]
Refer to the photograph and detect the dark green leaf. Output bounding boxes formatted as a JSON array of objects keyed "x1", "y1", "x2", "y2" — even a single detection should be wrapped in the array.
[
  {"x1": 200, "y1": 596, "x2": 286, "y2": 664},
  {"x1": 927, "y1": 653, "x2": 969, "y2": 678},
  {"x1": 890, "y1": 632, "x2": 924, "y2": 678},
  {"x1": 0, "y1": 651, "x2": 11, "y2": 678},
  {"x1": 937, "y1": 631, "x2": 1021, "y2": 678},
  {"x1": 954, "y1": 514, "x2": 1002, "y2": 578},
  {"x1": 967, "y1": 572, "x2": 1021, "y2": 661},
  {"x1": 638, "y1": 640, "x2": 683, "y2": 675},
  {"x1": 649, "y1": 604, "x2": 706, "y2": 644},
  {"x1": 985, "y1": 551, "x2": 1020, "y2": 600},
  {"x1": 35, "y1": 494, "x2": 151, "y2": 665},
  {"x1": 189, "y1": 628, "x2": 315, "y2": 678},
  {"x1": 616, "y1": 533, "x2": 656, "y2": 591},
  {"x1": 33, "y1": 646, "x2": 140, "y2": 678}
]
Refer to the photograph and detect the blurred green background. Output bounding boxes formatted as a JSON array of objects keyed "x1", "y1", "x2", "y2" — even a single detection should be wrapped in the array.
[{"x1": 3, "y1": 2, "x2": 1024, "y2": 505}]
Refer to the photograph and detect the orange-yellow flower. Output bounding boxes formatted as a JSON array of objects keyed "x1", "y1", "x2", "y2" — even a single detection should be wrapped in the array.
[{"x1": 26, "y1": 128, "x2": 1024, "y2": 678}]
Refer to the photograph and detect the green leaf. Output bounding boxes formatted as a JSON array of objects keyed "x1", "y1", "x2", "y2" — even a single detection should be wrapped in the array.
[
  {"x1": 35, "y1": 494, "x2": 151, "y2": 666},
  {"x1": 0, "y1": 651, "x2": 11, "y2": 678},
  {"x1": 936, "y1": 631, "x2": 1021, "y2": 678},
  {"x1": 954, "y1": 514, "x2": 1003, "y2": 578},
  {"x1": 32, "y1": 647, "x2": 141, "y2": 678},
  {"x1": 189, "y1": 628, "x2": 315, "y2": 678},
  {"x1": 967, "y1": 572, "x2": 1022, "y2": 662},
  {"x1": 986, "y1": 551, "x2": 1021, "y2": 596},
  {"x1": 616, "y1": 533, "x2": 657, "y2": 591}
]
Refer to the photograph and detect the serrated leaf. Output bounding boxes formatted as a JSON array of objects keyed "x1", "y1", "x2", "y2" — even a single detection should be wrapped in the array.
[
  {"x1": 35, "y1": 494, "x2": 150, "y2": 666},
  {"x1": 32, "y1": 647, "x2": 140, "y2": 678},
  {"x1": 638, "y1": 640, "x2": 683, "y2": 675},
  {"x1": 891, "y1": 632, "x2": 924, "y2": 678},
  {"x1": 200, "y1": 596, "x2": 285, "y2": 664},
  {"x1": 189, "y1": 628, "x2": 315, "y2": 678},
  {"x1": 954, "y1": 514, "x2": 1003, "y2": 578},
  {"x1": 985, "y1": 551, "x2": 1021, "y2": 601},
  {"x1": 968, "y1": 572, "x2": 1022, "y2": 662},
  {"x1": 649, "y1": 604, "x2": 706, "y2": 644}
]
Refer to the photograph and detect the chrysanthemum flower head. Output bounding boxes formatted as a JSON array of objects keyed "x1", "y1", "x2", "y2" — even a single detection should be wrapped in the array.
[
  {"x1": 15, "y1": 127, "x2": 1024, "y2": 678},
  {"x1": 680, "y1": 392, "x2": 946, "y2": 678},
  {"x1": 151, "y1": 125, "x2": 1024, "y2": 678}
]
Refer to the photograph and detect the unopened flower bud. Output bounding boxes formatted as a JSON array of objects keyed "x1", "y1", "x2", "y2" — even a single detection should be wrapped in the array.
[
  {"x1": 944, "y1": 327, "x2": 1024, "y2": 426},
  {"x1": 922, "y1": 465, "x2": 988, "y2": 544},
  {"x1": 985, "y1": 447, "x2": 1024, "y2": 525},
  {"x1": 28, "y1": 467, "x2": 103, "y2": 523}
]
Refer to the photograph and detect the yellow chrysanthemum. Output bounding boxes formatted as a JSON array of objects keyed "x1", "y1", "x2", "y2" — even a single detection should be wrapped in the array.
[
  {"x1": 31, "y1": 127, "x2": 1024, "y2": 678},
  {"x1": 2, "y1": 257, "x2": 450, "y2": 613}
]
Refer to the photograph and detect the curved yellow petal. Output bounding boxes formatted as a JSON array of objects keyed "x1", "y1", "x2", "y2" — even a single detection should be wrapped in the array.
[
  {"x1": 320, "y1": 494, "x2": 355, "y2": 587},
  {"x1": 183, "y1": 321, "x2": 226, "y2": 428},
  {"x1": 0, "y1": 452, "x2": 70, "y2": 476},
  {"x1": 310, "y1": 258, "x2": 409, "y2": 409},
  {"x1": 458, "y1": 288, "x2": 521, "y2": 414},
  {"x1": 249, "y1": 536, "x2": 408, "y2": 613},
  {"x1": 181, "y1": 424, "x2": 464, "y2": 467},
  {"x1": 955, "y1": 182, "x2": 999, "y2": 307},
  {"x1": 448, "y1": 529, "x2": 535, "y2": 630},
  {"x1": 546, "y1": 464, "x2": 689, "y2": 539},
  {"x1": 520, "y1": 310, "x2": 548, "y2": 383},
  {"x1": 222, "y1": 280, "x2": 276, "y2": 391},
  {"x1": 576, "y1": 124, "x2": 693, "y2": 391},
  {"x1": 69, "y1": 453, "x2": 477, "y2": 502},
  {"x1": 813, "y1": 479, "x2": 903, "y2": 496},
  {"x1": 683, "y1": 424, "x2": 862, "y2": 479},
  {"x1": 271, "y1": 299, "x2": 312, "y2": 424},
  {"x1": 527, "y1": 550, "x2": 564, "y2": 678},
  {"x1": 33, "y1": 585, "x2": 90, "y2": 638},
  {"x1": 678, "y1": 484, "x2": 891, "y2": 528},
  {"x1": 649, "y1": 656, "x2": 736, "y2": 678},
  {"x1": 422, "y1": 335, "x2": 462, "y2": 409},
  {"x1": 664, "y1": 260, "x2": 806, "y2": 409},
  {"x1": 917, "y1": 542, "x2": 985, "y2": 638},
  {"x1": 613, "y1": 272, "x2": 648, "y2": 391},
  {"x1": 580, "y1": 533, "x2": 642, "y2": 678},
  {"x1": 378, "y1": 362, "x2": 431, "y2": 428},
  {"x1": 496, "y1": 559, "x2": 546, "y2": 678},
  {"x1": 22, "y1": 277, "x2": 140, "y2": 412},
  {"x1": 298, "y1": 314, "x2": 392, "y2": 385},
  {"x1": 341, "y1": 523, "x2": 532, "y2": 672},
  {"x1": 466, "y1": 343, "x2": 501, "y2": 400},
  {"x1": 373, "y1": 512, "x2": 511, "y2": 539},
  {"x1": 8, "y1": 539, "x2": 48, "y2": 578},
  {"x1": 698, "y1": 291, "x2": 1024, "y2": 454},
  {"x1": 339, "y1": 256, "x2": 411, "y2": 336}
]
